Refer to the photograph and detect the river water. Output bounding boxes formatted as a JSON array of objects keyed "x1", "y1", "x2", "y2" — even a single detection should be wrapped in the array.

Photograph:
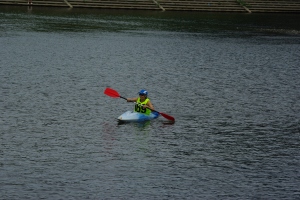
[{"x1": 1, "y1": 6, "x2": 300, "y2": 199}]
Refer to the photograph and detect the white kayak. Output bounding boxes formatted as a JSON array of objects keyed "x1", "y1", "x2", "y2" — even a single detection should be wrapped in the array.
[{"x1": 118, "y1": 111, "x2": 159, "y2": 122}]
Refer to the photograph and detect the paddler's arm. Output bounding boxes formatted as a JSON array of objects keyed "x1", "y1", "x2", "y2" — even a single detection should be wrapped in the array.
[
  {"x1": 144, "y1": 101, "x2": 154, "y2": 110},
  {"x1": 127, "y1": 97, "x2": 138, "y2": 102}
]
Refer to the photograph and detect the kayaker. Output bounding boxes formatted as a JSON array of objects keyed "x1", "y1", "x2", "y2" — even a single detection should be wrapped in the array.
[{"x1": 126, "y1": 89, "x2": 154, "y2": 115}]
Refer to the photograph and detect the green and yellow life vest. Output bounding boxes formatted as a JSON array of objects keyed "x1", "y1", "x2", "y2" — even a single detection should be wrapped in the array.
[{"x1": 135, "y1": 97, "x2": 151, "y2": 115}]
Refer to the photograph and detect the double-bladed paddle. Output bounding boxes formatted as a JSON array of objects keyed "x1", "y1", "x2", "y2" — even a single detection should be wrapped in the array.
[{"x1": 104, "y1": 87, "x2": 175, "y2": 121}]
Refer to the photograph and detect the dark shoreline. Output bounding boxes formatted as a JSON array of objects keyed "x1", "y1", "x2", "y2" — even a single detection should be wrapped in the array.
[{"x1": 0, "y1": 0, "x2": 300, "y2": 13}]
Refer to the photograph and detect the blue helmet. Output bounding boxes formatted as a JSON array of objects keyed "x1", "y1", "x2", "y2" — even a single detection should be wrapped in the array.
[{"x1": 138, "y1": 89, "x2": 148, "y2": 96}]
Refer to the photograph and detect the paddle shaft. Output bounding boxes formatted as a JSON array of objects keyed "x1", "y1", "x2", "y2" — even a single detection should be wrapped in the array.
[{"x1": 119, "y1": 96, "x2": 127, "y2": 100}]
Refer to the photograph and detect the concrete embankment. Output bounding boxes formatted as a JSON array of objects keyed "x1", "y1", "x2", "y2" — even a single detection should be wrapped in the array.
[{"x1": 0, "y1": 0, "x2": 300, "y2": 13}]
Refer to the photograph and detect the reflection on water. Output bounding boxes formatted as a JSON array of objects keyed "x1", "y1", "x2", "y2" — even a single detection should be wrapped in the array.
[{"x1": 1, "y1": 5, "x2": 300, "y2": 199}]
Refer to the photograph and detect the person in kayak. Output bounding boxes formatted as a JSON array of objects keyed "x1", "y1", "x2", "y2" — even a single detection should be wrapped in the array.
[{"x1": 126, "y1": 89, "x2": 154, "y2": 115}]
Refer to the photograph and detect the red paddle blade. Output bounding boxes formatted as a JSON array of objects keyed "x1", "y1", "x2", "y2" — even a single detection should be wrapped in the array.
[
  {"x1": 104, "y1": 88, "x2": 120, "y2": 98},
  {"x1": 160, "y1": 112, "x2": 175, "y2": 121}
]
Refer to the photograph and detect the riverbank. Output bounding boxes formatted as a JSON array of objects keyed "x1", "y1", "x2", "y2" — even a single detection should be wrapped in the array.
[{"x1": 0, "y1": 0, "x2": 300, "y2": 13}]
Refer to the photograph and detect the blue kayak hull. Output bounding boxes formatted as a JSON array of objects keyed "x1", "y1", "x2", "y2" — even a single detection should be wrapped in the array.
[{"x1": 118, "y1": 111, "x2": 159, "y2": 122}]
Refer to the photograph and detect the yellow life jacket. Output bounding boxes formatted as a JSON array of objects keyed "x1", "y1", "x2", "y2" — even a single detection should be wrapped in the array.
[{"x1": 135, "y1": 97, "x2": 151, "y2": 115}]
